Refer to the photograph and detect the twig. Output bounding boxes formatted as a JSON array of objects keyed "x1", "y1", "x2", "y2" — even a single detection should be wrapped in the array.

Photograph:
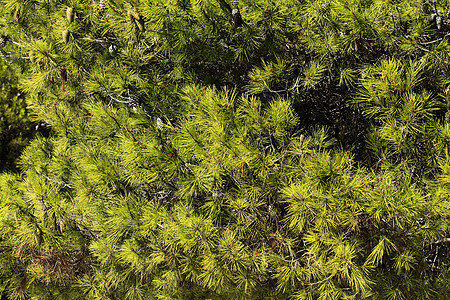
[
  {"x1": 417, "y1": 46, "x2": 431, "y2": 53},
  {"x1": 103, "y1": 87, "x2": 131, "y2": 104},
  {"x1": 41, "y1": 173, "x2": 74, "y2": 189},
  {"x1": 433, "y1": 237, "x2": 450, "y2": 243},
  {"x1": 10, "y1": 40, "x2": 26, "y2": 47},
  {"x1": 418, "y1": 33, "x2": 450, "y2": 45},
  {"x1": 266, "y1": 75, "x2": 303, "y2": 94},
  {"x1": 0, "y1": 54, "x2": 29, "y2": 60}
]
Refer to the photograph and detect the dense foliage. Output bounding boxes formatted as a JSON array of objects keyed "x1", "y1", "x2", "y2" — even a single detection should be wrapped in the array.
[{"x1": 0, "y1": 0, "x2": 449, "y2": 299}]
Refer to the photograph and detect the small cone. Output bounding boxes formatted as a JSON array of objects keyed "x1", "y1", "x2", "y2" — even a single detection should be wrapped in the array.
[
  {"x1": 60, "y1": 67, "x2": 67, "y2": 82},
  {"x1": 428, "y1": 13, "x2": 437, "y2": 26},
  {"x1": 14, "y1": 9, "x2": 20, "y2": 23},
  {"x1": 231, "y1": 7, "x2": 243, "y2": 27},
  {"x1": 135, "y1": 18, "x2": 145, "y2": 32},
  {"x1": 29, "y1": 50, "x2": 34, "y2": 63},
  {"x1": 0, "y1": 36, "x2": 6, "y2": 48},
  {"x1": 96, "y1": 0, "x2": 108, "y2": 15},
  {"x1": 63, "y1": 30, "x2": 70, "y2": 44},
  {"x1": 128, "y1": 7, "x2": 141, "y2": 21},
  {"x1": 66, "y1": 7, "x2": 74, "y2": 23},
  {"x1": 127, "y1": 9, "x2": 134, "y2": 23},
  {"x1": 436, "y1": 15, "x2": 443, "y2": 31}
]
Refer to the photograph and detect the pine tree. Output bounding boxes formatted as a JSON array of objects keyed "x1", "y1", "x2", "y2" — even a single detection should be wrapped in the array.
[{"x1": 0, "y1": 0, "x2": 449, "y2": 299}]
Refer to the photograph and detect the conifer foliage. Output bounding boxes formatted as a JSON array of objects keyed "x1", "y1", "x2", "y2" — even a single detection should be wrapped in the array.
[{"x1": 0, "y1": 0, "x2": 449, "y2": 299}]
